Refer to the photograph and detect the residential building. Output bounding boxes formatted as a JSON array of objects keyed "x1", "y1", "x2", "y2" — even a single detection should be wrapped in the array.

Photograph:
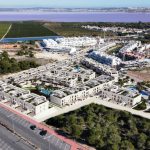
[
  {"x1": 0, "y1": 81, "x2": 49, "y2": 115},
  {"x1": 88, "y1": 51, "x2": 122, "y2": 66},
  {"x1": 100, "y1": 85, "x2": 141, "y2": 107}
]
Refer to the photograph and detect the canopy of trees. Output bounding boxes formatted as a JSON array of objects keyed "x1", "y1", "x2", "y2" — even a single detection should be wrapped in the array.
[
  {"x1": 46, "y1": 104, "x2": 150, "y2": 150},
  {"x1": 17, "y1": 49, "x2": 34, "y2": 57},
  {"x1": 0, "y1": 51, "x2": 38, "y2": 74}
]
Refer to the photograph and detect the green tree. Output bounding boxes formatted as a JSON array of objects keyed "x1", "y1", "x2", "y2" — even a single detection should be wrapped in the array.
[
  {"x1": 0, "y1": 51, "x2": 38, "y2": 74},
  {"x1": 78, "y1": 117, "x2": 84, "y2": 127},
  {"x1": 21, "y1": 45, "x2": 28, "y2": 50},
  {"x1": 146, "y1": 138, "x2": 150, "y2": 149},
  {"x1": 19, "y1": 61, "x2": 30, "y2": 70},
  {"x1": 0, "y1": 51, "x2": 9, "y2": 60},
  {"x1": 118, "y1": 79, "x2": 124, "y2": 86},
  {"x1": 65, "y1": 114, "x2": 77, "y2": 133},
  {"x1": 0, "y1": 60, "x2": 11, "y2": 73},
  {"x1": 88, "y1": 127, "x2": 102, "y2": 145},
  {"x1": 71, "y1": 124, "x2": 83, "y2": 139},
  {"x1": 120, "y1": 140, "x2": 135, "y2": 150},
  {"x1": 46, "y1": 103, "x2": 150, "y2": 150},
  {"x1": 10, "y1": 58, "x2": 20, "y2": 72},
  {"x1": 136, "y1": 133, "x2": 147, "y2": 149},
  {"x1": 17, "y1": 50, "x2": 25, "y2": 56},
  {"x1": 29, "y1": 52, "x2": 34, "y2": 58}
]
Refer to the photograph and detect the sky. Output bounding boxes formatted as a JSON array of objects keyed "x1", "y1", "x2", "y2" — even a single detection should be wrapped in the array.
[{"x1": 0, "y1": 0, "x2": 150, "y2": 8}]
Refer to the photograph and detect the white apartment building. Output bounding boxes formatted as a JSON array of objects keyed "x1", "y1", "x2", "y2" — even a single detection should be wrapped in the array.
[
  {"x1": 50, "y1": 75, "x2": 115, "y2": 107},
  {"x1": 50, "y1": 86, "x2": 87, "y2": 106},
  {"x1": 100, "y1": 85, "x2": 141, "y2": 107},
  {"x1": 4, "y1": 58, "x2": 119, "y2": 108},
  {"x1": 43, "y1": 39, "x2": 76, "y2": 54},
  {"x1": 0, "y1": 81, "x2": 49, "y2": 115},
  {"x1": 88, "y1": 51, "x2": 122, "y2": 66},
  {"x1": 43, "y1": 37, "x2": 98, "y2": 53},
  {"x1": 50, "y1": 66, "x2": 96, "y2": 82},
  {"x1": 119, "y1": 41, "x2": 141, "y2": 54},
  {"x1": 56, "y1": 37, "x2": 98, "y2": 47},
  {"x1": 81, "y1": 58, "x2": 119, "y2": 81},
  {"x1": 40, "y1": 72, "x2": 78, "y2": 88},
  {"x1": 6, "y1": 60, "x2": 96, "y2": 86}
]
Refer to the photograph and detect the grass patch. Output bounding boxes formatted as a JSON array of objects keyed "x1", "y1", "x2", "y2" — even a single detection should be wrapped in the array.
[
  {"x1": 6, "y1": 22, "x2": 57, "y2": 38},
  {"x1": 24, "y1": 87, "x2": 36, "y2": 90},
  {"x1": 107, "y1": 44, "x2": 123, "y2": 55},
  {"x1": 0, "y1": 23, "x2": 11, "y2": 38}
]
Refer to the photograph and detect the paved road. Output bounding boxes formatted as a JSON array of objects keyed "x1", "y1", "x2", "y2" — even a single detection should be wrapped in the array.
[
  {"x1": 35, "y1": 97, "x2": 95, "y2": 121},
  {"x1": 0, "y1": 124, "x2": 34, "y2": 150},
  {"x1": 0, "y1": 106, "x2": 71, "y2": 150}
]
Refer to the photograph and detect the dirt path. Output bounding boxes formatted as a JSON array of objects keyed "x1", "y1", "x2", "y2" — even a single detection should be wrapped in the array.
[{"x1": 0, "y1": 24, "x2": 12, "y2": 42}]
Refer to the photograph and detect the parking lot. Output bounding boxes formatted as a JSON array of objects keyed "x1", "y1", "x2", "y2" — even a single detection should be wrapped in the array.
[
  {"x1": 0, "y1": 123, "x2": 35, "y2": 150},
  {"x1": 0, "y1": 106, "x2": 71, "y2": 150},
  {"x1": 0, "y1": 137, "x2": 14, "y2": 150}
]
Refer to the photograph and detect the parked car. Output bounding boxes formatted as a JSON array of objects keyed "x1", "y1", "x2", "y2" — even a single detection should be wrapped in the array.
[{"x1": 30, "y1": 125, "x2": 36, "y2": 130}]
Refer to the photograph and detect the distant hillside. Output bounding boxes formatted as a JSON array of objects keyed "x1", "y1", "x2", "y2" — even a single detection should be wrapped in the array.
[{"x1": 0, "y1": 7, "x2": 150, "y2": 13}]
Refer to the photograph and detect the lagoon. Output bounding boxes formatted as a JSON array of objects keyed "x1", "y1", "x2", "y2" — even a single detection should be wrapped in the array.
[{"x1": 0, "y1": 12, "x2": 150, "y2": 22}]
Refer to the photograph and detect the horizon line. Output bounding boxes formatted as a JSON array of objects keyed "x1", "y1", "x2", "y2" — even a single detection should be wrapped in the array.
[{"x1": 0, "y1": 7, "x2": 150, "y2": 9}]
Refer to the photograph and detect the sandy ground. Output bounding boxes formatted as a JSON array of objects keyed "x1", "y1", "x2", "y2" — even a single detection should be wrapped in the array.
[
  {"x1": 35, "y1": 51, "x2": 69, "y2": 61},
  {"x1": 128, "y1": 68, "x2": 150, "y2": 81},
  {"x1": 0, "y1": 72, "x2": 19, "y2": 80}
]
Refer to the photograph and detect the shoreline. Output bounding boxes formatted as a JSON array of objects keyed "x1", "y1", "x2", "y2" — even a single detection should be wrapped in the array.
[{"x1": 0, "y1": 11, "x2": 150, "y2": 14}]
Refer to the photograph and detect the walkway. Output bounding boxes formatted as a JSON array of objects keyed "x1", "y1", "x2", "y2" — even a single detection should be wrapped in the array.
[
  {"x1": 35, "y1": 97, "x2": 150, "y2": 122},
  {"x1": 34, "y1": 98, "x2": 95, "y2": 122},
  {"x1": 93, "y1": 97, "x2": 150, "y2": 119}
]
